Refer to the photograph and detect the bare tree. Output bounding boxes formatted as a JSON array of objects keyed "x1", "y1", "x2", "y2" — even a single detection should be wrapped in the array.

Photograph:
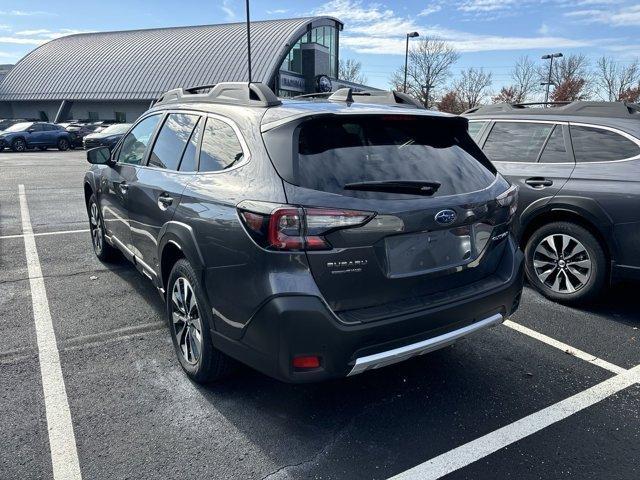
[
  {"x1": 454, "y1": 68, "x2": 493, "y2": 110},
  {"x1": 538, "y1": 54, "x2": 591, "y2": 100},
  {"x1": 595, "y1": 56, "x2": 640, "y2": 101},
  {"x1": 339, "y1": 58, "x2": 368, "y2": 84},
  {"x1": 389, "y1": 37, "x2": 459, "y2": 107},
  {"x1": 511, "y1": 55, "x2": 539, "y2": 102}
]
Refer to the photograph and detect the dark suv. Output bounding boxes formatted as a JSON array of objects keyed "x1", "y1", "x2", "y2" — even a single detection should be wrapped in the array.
[
  {"x1": 465, "y1": 101, "x2": 640, "y2": 303},
  {"x1": 0, "y1": 121, "x2": 72, "y2": 151},
  {"x1": 84, "y1": 83, "x2": 523, "y2": 383}
]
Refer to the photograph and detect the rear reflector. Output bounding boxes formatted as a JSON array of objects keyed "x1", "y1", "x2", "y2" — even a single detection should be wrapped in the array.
[{"x1": 292, "y1": 355, "x2": 321, "y2": 369}]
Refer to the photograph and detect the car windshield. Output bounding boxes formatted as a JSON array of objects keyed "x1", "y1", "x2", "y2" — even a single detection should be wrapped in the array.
[
  {"x1": 100, "y1": 124, "x2": 131, "y2": 135},
  {"x1": 4, "y1": 122, "x2": 33, "y2": 132}
]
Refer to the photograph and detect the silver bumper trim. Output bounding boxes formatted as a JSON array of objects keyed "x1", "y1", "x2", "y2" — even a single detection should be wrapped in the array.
[{"x1": 347, "y1": 313, "x2": 504, "y2": 376}]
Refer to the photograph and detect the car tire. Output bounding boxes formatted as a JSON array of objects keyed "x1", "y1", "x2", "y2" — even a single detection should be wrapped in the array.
[
  {"x1": 88, "y1": 194, "x2": 118, "y2": 262},
  {"x1": 11, "y1": 138, "x2": 26, "y2": 152},
  {"x1": 57, "y1": 138, "x2": 70, "y2": 151},
  {"x1": 166, "y1": 258, "x2": 233, "y2": 383},
  {"x1": 525, "y1": 221, "x2": 606, "y2": 304}
]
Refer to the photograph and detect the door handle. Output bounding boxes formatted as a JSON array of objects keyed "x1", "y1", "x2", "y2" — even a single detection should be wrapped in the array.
[
  {"x1": 525, "y1": 177, "x2": 553, "y2": 188},
  {"x1": 119, "y1": 182, "x2": 129, "y2": 194},
  {"x1": 157, "y1": 193, "x2": 173, "y2": 211}
]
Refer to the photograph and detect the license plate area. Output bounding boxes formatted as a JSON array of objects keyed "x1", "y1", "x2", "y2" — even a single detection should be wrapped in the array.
[{"x1": 384, "y1": 224, "x2": 492, "y2": 277}]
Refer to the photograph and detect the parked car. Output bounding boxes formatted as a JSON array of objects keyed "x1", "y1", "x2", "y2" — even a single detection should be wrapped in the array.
[
  {"x1": 84, "y1": 83, "x2": 523, "y2": 383},
  {"x1": 83, "y1": 123, "x2": 131, "y2": 151},
  {"x1": 58, "y1": 121, "x2": 100, "y2": 148},
  {"x1": 464, "y1": 101, "x2": 640, "y2": 303},
  {"x1": 0, "y1": 121, "x2": 73, "y2": 152}
]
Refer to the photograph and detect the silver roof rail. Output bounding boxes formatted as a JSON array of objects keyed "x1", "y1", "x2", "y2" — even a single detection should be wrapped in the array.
[{"x1": 155, "y1": 82, "x2": 281, "y2": 107}]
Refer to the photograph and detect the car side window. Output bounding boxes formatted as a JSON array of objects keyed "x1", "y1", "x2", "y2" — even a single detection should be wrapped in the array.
[
  {"x1": 199, "y1": 117, "x2": 245, "y2": 172},
  {"x1": 30, "y1": 124, "x2": 43, "y2": 132},
  {"x1": 179, "y1": 118, "x2": 203, "y2": 172},
  {"x1": 483, "y1": 122, "x2": 553, "y2": 163},
  {"x1": 117, "y1": 115, "x2": 161, "y2": 165},
  {"x1": 539, "y1": 125, "x2": 570, "y2": 163},
  {"x1": 570, "y1": 125, "x2": 640, "y2": 162},
  {"x1": 148, "y1": 113, "x2": 199, "y2": 170},
  {"x1": 468, "y1": 121, "x2": 487, "y2": 142}
]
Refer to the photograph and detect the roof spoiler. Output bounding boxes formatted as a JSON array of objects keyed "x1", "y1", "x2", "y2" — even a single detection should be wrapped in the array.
[{"x1": 154, "y1": 82, "x2": 282, "y2": 107}]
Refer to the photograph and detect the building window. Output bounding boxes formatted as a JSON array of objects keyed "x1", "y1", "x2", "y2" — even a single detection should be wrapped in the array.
[
  {"x1": 280, "y1": 25, "x2": 338, "y2": 78},
  {"x1": 38, "y1": 111, "x2": 49, "y2": 122},
  {"x1": 88, "y1": 111, "x2": 100, "y2": 121},
  {"x1": 115, "y1": 111, "x2": 126, "y2": 123}
]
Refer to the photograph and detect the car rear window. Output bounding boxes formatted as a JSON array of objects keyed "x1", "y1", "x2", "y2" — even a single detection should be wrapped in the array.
[{"x1": 264, "y1": 115, "x2": 495, "y2": 199}]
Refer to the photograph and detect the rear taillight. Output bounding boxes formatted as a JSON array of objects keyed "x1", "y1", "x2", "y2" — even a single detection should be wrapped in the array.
[
  {"x1": 496, "y1": 185, "x2": 518, "y2": 218},
  {"x1": 238, "y1": 203, "x2": 373, "y2": 251}
]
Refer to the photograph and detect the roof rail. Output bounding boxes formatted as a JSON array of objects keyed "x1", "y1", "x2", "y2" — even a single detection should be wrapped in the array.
[
  {"x1": 295, "y1": 88, "x2": 424, "y2": 109},
  {"x1": 155, "y1": 82, "x2": 282, "y2": 107},
  {"x1": 465, "y1": 100, "x2": 640, "y2": 118}
]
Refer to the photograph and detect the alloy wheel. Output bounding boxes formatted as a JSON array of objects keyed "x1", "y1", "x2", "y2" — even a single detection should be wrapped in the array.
[
  {"x1": 89, "y1": 202, "x2": 103, "y2": 254},
  {"x1": 533, "y1": 234, "x2": 592, "y2": 294},
  {"x1": 171, "y1": 277, "x2": 203, "y2": 365}
]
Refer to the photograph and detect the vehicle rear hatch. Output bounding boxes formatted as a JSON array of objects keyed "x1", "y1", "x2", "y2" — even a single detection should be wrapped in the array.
[{"x1": 261, "y1": 111, "x2": 515, "y2": 321}]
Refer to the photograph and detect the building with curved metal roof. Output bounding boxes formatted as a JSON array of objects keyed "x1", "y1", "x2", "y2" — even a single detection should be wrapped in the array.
[{"x1": 0, "y1": 16, "x2": 367, "y2": 123}]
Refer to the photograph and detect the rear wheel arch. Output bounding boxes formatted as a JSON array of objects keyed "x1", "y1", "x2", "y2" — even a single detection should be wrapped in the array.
[
  {"x1": 520, "y1": 208, "x2": 612, "y2": 267},
  {"x1": 158, "y1": 223, "x2": 206, "y2": 290},
  {"x1": 83, "y1": 182, "x2": 94, "y2": 212},
  {"x1": 160, "y1": 240, "x2": 185, "y2": 290}
]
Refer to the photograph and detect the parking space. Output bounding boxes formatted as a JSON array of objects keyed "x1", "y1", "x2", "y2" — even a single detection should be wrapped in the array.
[{"x1": 1, "y1": 150, "x2": 639, "y2": 479}]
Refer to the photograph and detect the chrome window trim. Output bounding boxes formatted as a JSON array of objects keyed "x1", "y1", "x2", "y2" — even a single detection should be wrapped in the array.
[
  {"x1": 476, "y1": 118, "x2": 640, "y2": 165},
  {"x1": 568, "y1": 122, "x2": 640, "y2": 163},
  {"x1": 194, "y1": 112, "x2": 252, "y2": 175}
]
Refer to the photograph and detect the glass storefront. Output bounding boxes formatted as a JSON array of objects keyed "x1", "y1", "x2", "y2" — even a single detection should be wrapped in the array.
[{"x1": 280, "y1": 25, "x2": 338, "y2": 78}]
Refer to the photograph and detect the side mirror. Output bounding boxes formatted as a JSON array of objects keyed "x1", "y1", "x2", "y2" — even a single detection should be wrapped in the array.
[
  {"x1": 27, "y1": 128, "x2": 35, "y2": 133},
  {"x1": 87, "y1": 146, "x2": 113, "y2": 165}
]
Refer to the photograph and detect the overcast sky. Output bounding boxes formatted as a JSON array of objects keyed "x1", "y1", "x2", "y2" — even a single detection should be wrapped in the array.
[{"x1": 1, "y1": 0, "x2": 639, "y2": 90}]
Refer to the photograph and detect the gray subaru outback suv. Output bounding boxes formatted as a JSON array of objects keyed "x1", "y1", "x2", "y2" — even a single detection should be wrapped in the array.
[
  {"x1": 84, "y1": 83, "x2": 523, "y2": 383},
  {"x1": 465, "y1": 101, "x2": 640, "y2": 304}
]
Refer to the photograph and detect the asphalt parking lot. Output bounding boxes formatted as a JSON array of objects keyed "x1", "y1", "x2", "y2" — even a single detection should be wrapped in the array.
[{"x1": 1, "y1": 150, "x2": 639, "y2": 480}]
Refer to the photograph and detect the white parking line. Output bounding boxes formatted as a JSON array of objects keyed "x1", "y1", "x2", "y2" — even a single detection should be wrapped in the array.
[
  {"x1": 504, "y1": 320, "x2": 627, "y2": 375},
  {"x1": 0, "y1": 228, "x2": 89, "y2": 240},
  {"x1": 389, "y1": 364, "x2": 640, "y2": 480},
  {"x1": 18, "y1": 185, "x2": 82, "y2": 480}
]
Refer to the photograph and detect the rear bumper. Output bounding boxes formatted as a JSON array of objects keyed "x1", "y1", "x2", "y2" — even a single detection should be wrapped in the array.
[{"x1": 212, "y1": 239, "x2": 524, "y2": 383}]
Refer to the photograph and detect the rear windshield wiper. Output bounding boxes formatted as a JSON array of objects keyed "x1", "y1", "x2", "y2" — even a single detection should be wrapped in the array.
[{"x1": 344, "y1": 180, "x2": 441, "y2": 196}]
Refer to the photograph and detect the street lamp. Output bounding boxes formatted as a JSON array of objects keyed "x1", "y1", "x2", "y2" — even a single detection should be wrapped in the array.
[
  {"x1": 404, "y1": 31, "x2": 419, "y2": 93},
  {"x1": 541, "y1": 52, "x2": 563, "y2": 105}
]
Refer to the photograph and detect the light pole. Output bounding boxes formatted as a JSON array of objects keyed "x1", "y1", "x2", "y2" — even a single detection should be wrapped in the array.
[
  {"x1": 541, "y1": 52, "x2": 562, "y2": 105},
  {"x1": 403, "y1": 31, "x2": 419, "y2": 93},
  {"x1": 422, "y1": 66, "x2": 433, "y2": 108}
]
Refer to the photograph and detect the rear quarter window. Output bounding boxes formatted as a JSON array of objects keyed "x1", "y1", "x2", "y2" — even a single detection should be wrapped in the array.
[{"x1": 570, "y1": 125, "x2": 640, "y2": 162}]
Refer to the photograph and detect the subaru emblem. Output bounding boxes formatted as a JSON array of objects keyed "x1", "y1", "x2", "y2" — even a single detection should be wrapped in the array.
[{"x1": 435, "y1": 209, "x2": 457, "y2": 225}]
